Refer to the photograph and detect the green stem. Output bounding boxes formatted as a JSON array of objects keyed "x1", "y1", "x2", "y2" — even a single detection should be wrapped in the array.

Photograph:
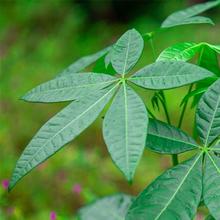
[
  {"x1": 149, "y1": 37, "x2": 156, "y2": 61},
  {"x1": 178, "y1": 84, "x2": 194, "y2": 128},
  {"x1": 149, "y1": 37, "x2": 177, "y2": 165},
  {"x1": 172, "y1": 155, "x2": 179, "y2": 166}
]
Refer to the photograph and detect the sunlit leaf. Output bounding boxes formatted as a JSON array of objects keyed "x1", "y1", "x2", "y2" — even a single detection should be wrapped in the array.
[
  {"x1": 204, "y1": 152, "x2": 220, "y2": 219},
  {"x1": 78, "y1": 194, "x2": 134, "y2": 220},
  {"x1": 126, "y1": 154, "x2": 202, "y2": 220},
  {"x1": 9, "y1": 84, "x2": 119, "y2": 191},
  {"x1": 161, "y1": 1, "x2": 219, "y2": 28},
  {"x1": 103, "y1": 83, "x2": 148, "y2": 181},
  {"x1": 146, "y1": 119, "x2": 199, "y2": 154},
  {"x1": 157, "y1": 42, "x2": 200, "y2": 61},
  {"x1": 22, "y1": 73, "x2": 118, "y2": 103},
  {"x1": 111, "y1": 29, "x2": 144, "y2": 75},
  {"x1": 129, "y1": 61, "x2": 214, "y2": 90},
  {"x1": 196, "y1": 79, "x2": 220, "y2": 146}
]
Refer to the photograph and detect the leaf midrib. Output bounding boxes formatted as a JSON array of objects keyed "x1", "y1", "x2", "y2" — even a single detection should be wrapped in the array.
[
  {"x1": 154, "y1": 153, "x2": 202, "y2": 220},
  {"x1": 204, "y1": 94, "x2": 220, "y2": 146},
  {"x1": 123, "y1": 82, "x2": 129, "y2": 178},
  {"x1": 148, "y1": 132, "x2": 198, "y2": 149},
  {"x1": 20, "y1": 83, "x2": 119, "y2": 173},
  {"x1": 122, "y1": 31, "x2": 131, "y2": 75}
]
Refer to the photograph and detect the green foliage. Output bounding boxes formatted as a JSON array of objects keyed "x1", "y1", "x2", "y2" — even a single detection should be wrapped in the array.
[
  {"x1": 78, "y1": 194, "x2": 134, "y2": 220},
  {"x1": 161, "y1": 0, "x2": 220, "y2": 28},
  {"x1": 146, "y1": 118, "x2": 198, "y2": 154},
  {"x1": 8, "y1": 0, "x2": 220, "y2": 219}
]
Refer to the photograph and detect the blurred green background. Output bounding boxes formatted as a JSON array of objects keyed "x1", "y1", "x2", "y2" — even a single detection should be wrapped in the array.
[{"x1": 0, "y1": 0, "x2": 219, "y2": 219}]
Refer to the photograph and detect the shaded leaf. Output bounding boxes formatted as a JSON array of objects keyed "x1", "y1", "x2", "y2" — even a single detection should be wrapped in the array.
[
  {"x1": 22, "y1": 73, "x2": 118, "y2": 103},
  {"x1": 78, "y1": 194, "x2": 134, "y2": 220},
  {"x1": 111, "y1": 29, "x2": 144, "y2": 75},
  {"x1": 161, "y1": 1, "x2": 219, "y2": 28},
  {"x1": 58, "y1": 46, "x2": 111, "y2": 77},
  {"x1": 126, "y1": 154, "x2": 202, "y2": 220},
  {"x1": 103, "y1": 83, "x2": 148, "y2": 181},
  {"x1": 204, "y1": 152, "x2": 220, "y2": 219},
  {"x1": 205, "y1": 215, "x2": 215, "y2": 220},
  {"x1": 9, "y1": 84, "x2": 119, "y2": 191},
  {"x1": 129, "y1": 61, "x2": 214, "y2": 90},
  {"x1": 196, "y1": 79, "x2": 220, "y2": 146},
  {"x1": 146, "y1": 119, "x2": 198, "y2": 154}
]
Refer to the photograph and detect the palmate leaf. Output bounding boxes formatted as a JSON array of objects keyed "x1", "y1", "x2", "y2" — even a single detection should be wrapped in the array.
[
  {"x1": 111, "y1": 29, "x2": 144, "y2": 75},
  {"x1": 126, "y1": 154, "x2": 203, "y2": 220},
  {"x1": 78, "y1": 194, "x2": 134, "y2": 220},
  {"x1": 57, "y1": 46, "x2": 111, "y2": 77},
  {"x1": 22, "y1": 73, "x2": 118, "y2": 103},
  {"x1": 196, "y1": 79, "x2": 220, "y2": 146},
  {"x1": 129, "y1": 61, "x2": 214, "y2": 90},
  {"x1": 146, "y1": 119, "x2": 199, "y2": 154},
  {"x1": 9, "y1": 84, "x2": 119, "y2": 191},
  {"x1": 103, "y1": 83, "x2": 148, "y2": 181},
  {"x1": 204, "y1": 152, "x2": 220, "y2": 219},
  {"x1": 161, "y1": 1, "x2": 220, "y2": 28}
]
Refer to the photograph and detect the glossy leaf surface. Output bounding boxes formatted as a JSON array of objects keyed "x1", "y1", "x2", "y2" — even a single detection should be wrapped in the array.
[
  {"x1": 196, "y1": 79, "x2": 220, "y2": 146},
  {"x1": 78, "y1": 194, "x2": 134, "y2": 220},
  {"x1": 126, "y1": 154, "x2": 202, "y2": 220},
  {"x1": 129, "y1": 61, "x2": 214, "y2": 90},
  {"x1": 103, "y1": 83, "x2": 148, "y2": 181},
  {"x1": 111, "y1": 29, "x2": 144, "y2": 75},
  {"x1": 9, "y1": 85, "x2": 118, "y2": 190},
  {"x1": 146, "y1": 119, "x2": 198, "y2": 154},
  {"x1": 22, "y1": 73, "x2": 118, "y2": 103}
]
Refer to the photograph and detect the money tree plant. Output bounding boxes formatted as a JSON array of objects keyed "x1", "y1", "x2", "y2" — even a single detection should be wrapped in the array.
[{"x1": 9, "y1": 1, "x2": 220, "y2": 219}]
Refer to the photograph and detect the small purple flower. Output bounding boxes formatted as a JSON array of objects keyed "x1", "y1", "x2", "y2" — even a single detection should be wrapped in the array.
[
  {"x1": 50, "y1": 211, "x2": 57, "y2": 220},
  {"x1": 72, "y1": 183, "x2": 82, "y2": 195},
  {"x1": 2, "y1": 179, "x2": 9, "y2": 190}
]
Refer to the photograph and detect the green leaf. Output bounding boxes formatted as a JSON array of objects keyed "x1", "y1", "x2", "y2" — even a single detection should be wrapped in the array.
[
  {"x1": 180, "y1": 87, "x2": 208, "y2": 107},
  {"x1": 22, "y1": 73, "x2": 118, "y2": 103},
  {"x1": 129, "y1": 61, "x2": 214, "y2": 90},
  {"x1": 157, "y1": 42, "x2": 200, "y2": 61},
  {"x1": 126, "y1": 154, "x2": 202, "y2": 220},
  {"x1": 161, "y1": 1, "x2": 219, "y2": 28},
  {"x1": 58, "y1": 46, "x2": 111, "y2": 77},
  {"x1": 9, "y1": 84, "x2": 119, "y2": 191},
  {"x1": 196, "y1": 79, "x2": 220, "y2": 146},
  {"x1": 204, "y1": 152, "x2": 220, "y2": 219},
  {"x1": 78, "y1": 194, "x2": 134, "y2": 220},
  {"x1": 146, "y1": 119, "x2": 198, "y2": 154},
  {"x1": 111, "y1": 29, "x2": 144, "y2": 75},
  {"x1": 103, "y1": 83, "x2": 148, "y2": 181},
  {"x1": 199, "y1": 44, "x2": 220, "y2": 76},
  {"x1": 157, "y1": 42, "x2": 220, "y2": 76},
  {"x1": 205, "y1": 215, "x2": 215, "y2": 220}
]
